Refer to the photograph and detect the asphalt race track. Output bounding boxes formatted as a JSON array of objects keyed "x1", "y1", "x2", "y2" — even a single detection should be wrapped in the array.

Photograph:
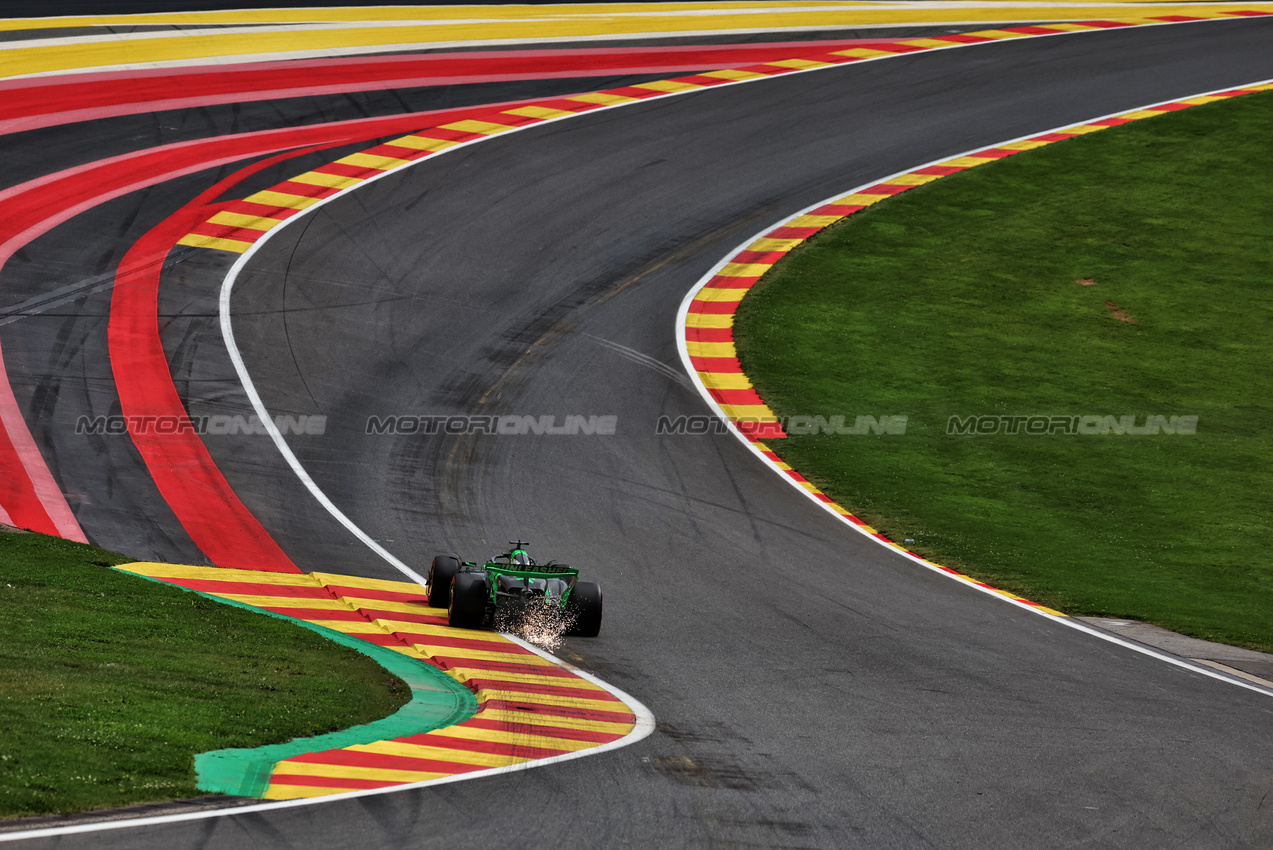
[{"x1": 6, "y1": 11, "x2": 1273, "y2": 849}]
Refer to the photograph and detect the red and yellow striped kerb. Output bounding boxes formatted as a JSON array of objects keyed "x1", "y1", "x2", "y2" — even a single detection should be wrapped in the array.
[
  {"x1": 176, "y1": 11, "x2": 1270, "y2": 254},
  {"x1": 118, "y1": 563, "x2": 635, "y2": 799},
  {"x1": 682, "y1": 80, "x2": 1273, "y2": 615}
]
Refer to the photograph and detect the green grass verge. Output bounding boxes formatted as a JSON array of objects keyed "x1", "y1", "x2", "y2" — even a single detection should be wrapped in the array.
[
  {"x1": 734, "y1": 90, "x2": 1273, "y2": 652},
  {"x1": 0, "y1": 531, "x2": 410, "y2": 818}
]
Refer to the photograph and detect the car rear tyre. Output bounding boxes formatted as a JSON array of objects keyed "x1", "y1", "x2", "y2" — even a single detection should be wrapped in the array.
[
  {"x1": 449, "y1": 573, "x2": 487, "y2": 629},
  {"x1": 566, "y1": 581, "x2": 603, "y2": 637},
  {"x1": 428, "y1": 555, "x2": 459, "y2": 609}
]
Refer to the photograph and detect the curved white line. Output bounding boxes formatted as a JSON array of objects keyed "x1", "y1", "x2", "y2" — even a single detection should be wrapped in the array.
[
  {"x1": 218, "y1": 263, "x2": 427, "y2": 585},
  {"x1": 0, "y1": 22, "x2": 1046, "y2": 83},
  {"x1": 0, "y1": 632, "x2": 654, "y2": 844},
  {"x1": 5, "y1": 10, "x2": 1262, "y2": 82},
  {"x1": 2, "y1": 17, "x2": 1254, "y2": 843},
  {"x1": 674, "y1": 80, "x2": 1273, "y2": 701},
  {"x1": 214, "y1": 12, "x2": 1249, "y2": 586},
  {"x1": 12, "y1": 0, "x2": 1238, "y2": 52},
  {"x1": 0, "y1": 21, "x2": 528, "y2": 52}
]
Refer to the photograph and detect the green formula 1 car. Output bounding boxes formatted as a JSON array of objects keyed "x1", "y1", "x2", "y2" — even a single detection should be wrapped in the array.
[{"x1": 426, "y1": 541, "x2": 603, "y2": 637}]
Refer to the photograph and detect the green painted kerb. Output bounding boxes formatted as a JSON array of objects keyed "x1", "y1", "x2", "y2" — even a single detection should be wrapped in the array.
[{"x1": 113, "y1": 567, "x2": 478, "y2": 798}]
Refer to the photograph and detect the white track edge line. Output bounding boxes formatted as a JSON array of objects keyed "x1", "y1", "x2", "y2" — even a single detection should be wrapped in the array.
[
  {"x1": 6, "y1": 1, "x2": 1267, "y2": 26},
  {"x1": 1, "y1": 665, "x2": 652, "y2": 845},
  {"x1": 0, "y1": 630, "x2": 653, "y2": 844},
  {"x1": 0, "y1": 18, "x2": 1251, "y2": 844},
  {"x1": 219, "y1": 256, "x2": 427, "y2": 586},
  {"x1": 0, "y1": 16, "x2": 1181, "y2": 82},
  {"x1": 673, "y1": 78, "x2": 1273, "y2": 702},
  {"x1": 217, "y1": 12, "x2": 1248, "y2": 586},
  {"x1": 1, "y1": 13, "x2": 1256, "y2": 82},
  {"x1": 213, "y1": 14, "x2": 1000, "y2": 585}
]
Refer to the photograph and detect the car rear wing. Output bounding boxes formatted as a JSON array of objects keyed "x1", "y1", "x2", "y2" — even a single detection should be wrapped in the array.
[{"x1": 481, "y1": 563, "x2": 579, "y2": 583}]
